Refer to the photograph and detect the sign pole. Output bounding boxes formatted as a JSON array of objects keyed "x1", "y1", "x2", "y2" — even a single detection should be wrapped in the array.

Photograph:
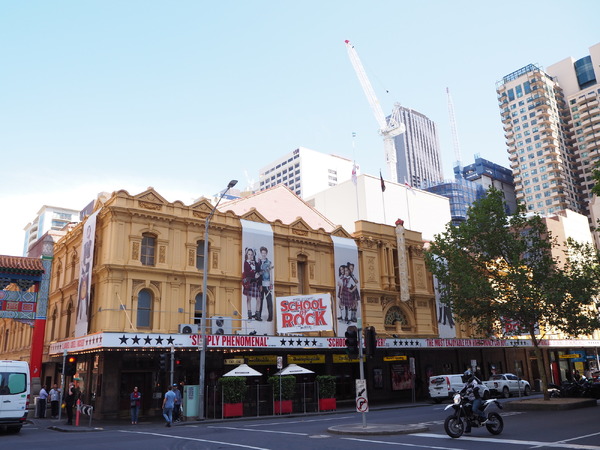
[{"x1": 358, "y1": 318, "x2": 366, "y2": 428}]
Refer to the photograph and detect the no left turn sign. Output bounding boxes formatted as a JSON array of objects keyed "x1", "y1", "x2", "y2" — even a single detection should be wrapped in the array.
[{"x1": 356, "y1": 396, "x2": 369, "y2": 412}]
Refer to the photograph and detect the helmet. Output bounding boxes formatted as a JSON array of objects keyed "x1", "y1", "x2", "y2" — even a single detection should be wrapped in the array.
[{"x1": 462, "y1": 369, "x2": 473, "y2": 383}]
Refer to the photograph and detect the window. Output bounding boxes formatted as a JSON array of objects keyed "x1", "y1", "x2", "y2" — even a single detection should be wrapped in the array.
[
  {"x1": 141, "y1": 234, "x2": 156, "y2": 266},
  {"x1": 196, "y1": 240, "x2": 207, "y2": 270},
  {"x1": 194, "y1": 293, "x2": 203, "y2": 325},
  {"x1": 137, "y1": 289, "x2": 152, "y2": 328}
]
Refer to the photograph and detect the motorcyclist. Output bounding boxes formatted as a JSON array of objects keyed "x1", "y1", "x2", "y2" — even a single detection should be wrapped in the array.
[{"x1": 460, "y1": 370, "x2": 486, "y2": 432}]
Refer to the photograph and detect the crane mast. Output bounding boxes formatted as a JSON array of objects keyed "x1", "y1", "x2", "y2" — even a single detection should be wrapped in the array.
[
  {"x1": 446, "y1": 87, "x2": 463, "y2": 175},
  {"x1": 345, "y1": 40, "x2": 405, "y2": 183}
]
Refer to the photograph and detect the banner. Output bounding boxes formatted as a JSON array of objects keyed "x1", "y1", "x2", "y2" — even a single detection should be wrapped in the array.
[
  {"x1": 241, "y1": 219, "x2": 274, "y2": 336},
  {"x1": 75, "y1": 210, "x2": 99, "y2": 337},
  {"x1": 331, "y1": 236, "x2": 361, "y2": 337},
  {"x1": 434, "y1": 276, "x2": 456, "y2": 338},
  {"x1": 276, "y1": 293, "x2": 333, "y2": 334}
]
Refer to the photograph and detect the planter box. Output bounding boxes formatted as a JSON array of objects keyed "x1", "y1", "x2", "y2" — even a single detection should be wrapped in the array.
[
  {"x1": 319, "y1": 398, "x2": 336, "y2": 411},
  {"x1": 273, "y1": 400, "x2": 292, "y2": 414},
  {"x1": 223, "y1": 402, "x2": 243, "y2": 418}
]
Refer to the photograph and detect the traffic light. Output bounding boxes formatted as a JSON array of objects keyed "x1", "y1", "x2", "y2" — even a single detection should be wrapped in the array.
[
  {"x1": 364, "y1": 326, "x2": 377, "y2": 357},
  {"x1": 345, "y1": 325, "x2": 359, "y2": 359},
  {"x1": 159, "y1": 353, "x2": 168, "y2": 371},
  {"x1": 65, "y1": 356, "x2": 77, "y2": 376}
]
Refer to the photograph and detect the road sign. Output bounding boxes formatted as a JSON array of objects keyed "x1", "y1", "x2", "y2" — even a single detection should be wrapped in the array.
[
  {"x1": 277, "y1": 356, "x2": 283, "y2": 369},
  {"x1": 355, "y1": 379, "x2": 369, "y2": 412}
]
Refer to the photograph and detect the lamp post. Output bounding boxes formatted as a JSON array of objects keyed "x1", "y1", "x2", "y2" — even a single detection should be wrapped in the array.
[{"x1": 198, "y1": 179, "x2": 237, "y2": 420}]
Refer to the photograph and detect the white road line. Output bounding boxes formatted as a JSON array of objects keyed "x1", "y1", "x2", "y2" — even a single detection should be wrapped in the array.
[
  {"x1": 246, "y1": 415, "x2": 355, "y2": 427},
  {"x1": 416, "y1": 432, "x2": 600, "y2": 449},
  {"x1": 118, "y1": 430, "x2": 270, "y2": 449},
  {"x1": 530, "y1": 431, "x2": 600, "y2": 449},
  {"x1": 342, "y1": 437, "x2": 463, "y2": 450},
  {"x1": 209, "y1": 425, "x2": 307, "y2": 436}
]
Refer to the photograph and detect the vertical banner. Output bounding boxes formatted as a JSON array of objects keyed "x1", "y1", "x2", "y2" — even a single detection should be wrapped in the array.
[
  {"x1": 331, "y1": 236, "x2": 361, "y2": 337},
  {"x1": 75, "y1": 209, "x2": 99, "y2": 337},
  {"x1": 241, "y1": 219, "x2": 274, "y2": 336},
  {"x1": 434, "y1": 276, "x2": 456, "y2": 338}
]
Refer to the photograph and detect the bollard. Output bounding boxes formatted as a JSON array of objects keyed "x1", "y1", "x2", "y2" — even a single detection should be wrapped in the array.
[{"x1": 75, "y1": 399, "x2": 81, "y2": 426}]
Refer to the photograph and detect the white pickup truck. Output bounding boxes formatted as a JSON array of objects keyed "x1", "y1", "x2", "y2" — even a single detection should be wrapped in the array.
[{"x1": 484, "y1": 373, "x2": 531, "y2": 398}]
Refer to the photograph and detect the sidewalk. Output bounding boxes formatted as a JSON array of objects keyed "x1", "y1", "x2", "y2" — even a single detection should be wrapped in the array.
[{"x1": 29, "y1": 400, "x2": 433, "y2": 433}]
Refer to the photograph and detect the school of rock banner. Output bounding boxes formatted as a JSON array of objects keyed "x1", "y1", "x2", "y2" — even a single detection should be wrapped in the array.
[
  {"x1": 75, "y1": 209, "x2": 100, "y2": 338},
  {"x1": 276, "y1": 293, "x2": 333, "y2": 334},
  {"x1": 331, "y1": 235, "x2": 361, "y2": 337},
  {"x1": 241, "y1": 219, "x2": 275, "y2": 336}
]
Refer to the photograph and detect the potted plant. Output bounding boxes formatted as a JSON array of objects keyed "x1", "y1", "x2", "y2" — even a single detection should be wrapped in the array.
[
  {"x1": 218, "y1": 376, "x2": 247, "y2": 418},
  {"x1": 316, "y1": 375, "x2": 337, "y2": 411},
  {"x1": 268, "y1": 375, "x2": 295, "y2": 414}
]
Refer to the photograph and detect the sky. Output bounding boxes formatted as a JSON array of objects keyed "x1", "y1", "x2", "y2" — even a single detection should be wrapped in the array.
[{"x1": 1, "y1": 0, "x2": 599, "y2": 256}]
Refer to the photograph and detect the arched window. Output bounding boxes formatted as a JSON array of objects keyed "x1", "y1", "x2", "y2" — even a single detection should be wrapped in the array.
[
  {"x1": 141, "y1": 234, "x2": 156, "y2": 266},
  {"x1": 50, "y1": 308, "x2": 58, "y2": 341},
  {"x1": 194, "y1": 293, "x2": 203, "y2": 325},
  {"x1": 65, "y1": 302, "x2": 73, "y2": 338},
  {"x1": 137, "y1": 289, "x2": 153, "y2": 328}
]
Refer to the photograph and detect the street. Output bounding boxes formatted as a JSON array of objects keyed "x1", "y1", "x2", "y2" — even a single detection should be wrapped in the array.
[{"x1": 3, "y1": 399, "x2": 599, "y2": 449}]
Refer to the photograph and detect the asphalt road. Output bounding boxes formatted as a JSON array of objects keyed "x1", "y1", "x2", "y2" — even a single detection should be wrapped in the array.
[{"x1": 3, "y1": 398, "x2": 599, "y2": 449}]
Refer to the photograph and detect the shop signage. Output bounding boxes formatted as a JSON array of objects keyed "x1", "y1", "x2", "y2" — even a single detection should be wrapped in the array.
[
  {"x1": 559, "y1": 353, "x2": 582, "y2": 359},
  {"x1": 287, "y1": 354, "x2": 325, "y2": 364},
  {"x1": 246, "y1": 355, "x2": 278, "y2": 365},
  {"x1": 384, "y1": 356, "x2": 407, "y2": 362},
  {"x1": 333, "y1": 354, "x2": 359, "y2": 363},
  {"x1": 224, "y1": 358, "x2": 245, "y2": 365}
]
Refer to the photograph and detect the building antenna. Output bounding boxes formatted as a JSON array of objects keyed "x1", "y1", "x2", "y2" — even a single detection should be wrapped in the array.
[{"x1": 446, "y1": 87, "x2": 463, "y2": 178}]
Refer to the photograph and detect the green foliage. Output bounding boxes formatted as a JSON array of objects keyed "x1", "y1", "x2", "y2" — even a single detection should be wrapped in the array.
[
  {"x1": 218, "y1": 376, "x2": 247, "y2": 403},
  {"x1": 268, "y1": 375, "x2": 296, "y2": 400},
  {"x1": 425, "y1": 188, "x2": 600, "y2": 339},
  {"x1": 316, "y1": 375, "x2": 337, "y2": 398}
]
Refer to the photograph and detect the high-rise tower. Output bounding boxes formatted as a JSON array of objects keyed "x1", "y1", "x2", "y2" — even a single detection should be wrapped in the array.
[{"x1": 391, "y1": 106, "x2": 443, "y2": 188}]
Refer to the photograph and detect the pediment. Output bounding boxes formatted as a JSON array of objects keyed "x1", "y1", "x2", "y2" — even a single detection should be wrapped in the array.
[
  {"x1": 331, "y1": 226, "x2": 352, "y2": 239},
  {"x1": 240, "y1": 209, "x2": 268, "y2": 224},
  {"x1": 190, "y1": 198, "x2": 214, "y2": 215},
  {"x1": 135, "y1": 188, "x2": 168, "y2": 204}
]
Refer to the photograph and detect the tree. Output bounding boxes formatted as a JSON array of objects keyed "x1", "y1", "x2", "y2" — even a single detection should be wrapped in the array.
[{"x1": 425, "y1": 188, "x2": 600, "y2": 400}]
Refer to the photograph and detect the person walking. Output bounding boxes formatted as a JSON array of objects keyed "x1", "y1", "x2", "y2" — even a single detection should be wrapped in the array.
[
  {"x1": 37, "y1": 385, "x2": 48, "y2": 418},
  {"x1": 64, "y1": 382, "x2": 78, "y2": 425},
  {"x1": 129, "y1": 386, "x2": 142, "y2": 424},
  {"x1": 172, "y1": 384, "x2": 182, "y2": 422},
  {"x1": 49, "y1": 383, "x2": 61, "y2": 419},
  {"x1": 162, "y1": 385, "x2": 176, "y2": 427}
]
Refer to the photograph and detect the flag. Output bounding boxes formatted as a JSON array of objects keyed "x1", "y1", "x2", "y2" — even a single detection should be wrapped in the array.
[
  {"x1": 352, "y1": 163, "x2": 358, "y2": 185},
  {"x1": 380, "y1": 171, "x2": 386, "y2": 192},
  {"x1": 404, "y1": 177, "x2": 413, "y2": 190}
]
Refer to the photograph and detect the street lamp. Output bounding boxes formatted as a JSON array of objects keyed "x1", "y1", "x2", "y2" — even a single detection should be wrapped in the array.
[{"x1": 198, "y1": 179, "x2": 237, "y2": 420}]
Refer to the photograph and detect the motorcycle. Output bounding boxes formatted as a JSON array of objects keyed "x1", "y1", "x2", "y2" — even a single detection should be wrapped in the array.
[{"x1": 444, "y1": 392, "x2": 504, "y2": 438}]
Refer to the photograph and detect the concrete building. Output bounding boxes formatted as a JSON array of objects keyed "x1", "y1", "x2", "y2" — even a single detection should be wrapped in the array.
[
  {"x1": 23, "y1": 205, "x2": 80, "y2": 256},
  {"x1": 306, "y1": 174, "x2": 451, "y2": 242},
  {"x1": 496, "y1": 42, "x2": 600, "y2": 221},
  {"x1": 392, "y1": 106, "x2": 444, "y2": 188},
  {"x1": 258, "y1": 147, "x2": 354, "y2": 199}
]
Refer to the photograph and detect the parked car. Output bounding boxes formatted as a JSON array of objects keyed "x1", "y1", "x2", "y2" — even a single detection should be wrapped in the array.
[
  {"x1": 429, "y1": 374, "x2": 490, "y2": 403},
  {"x1": 484, "y1": 373, "x2": 531, "y2": 398}
]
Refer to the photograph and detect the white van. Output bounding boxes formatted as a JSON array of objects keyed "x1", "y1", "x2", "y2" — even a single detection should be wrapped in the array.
[
  {"x1": 429, "y1": 374, "x2": 465, "y2": 403},
  {"x1": 429, "y1": 373, "x2": 490, "y2": 403},
  {"x1": 0, "y1": 360, "x2": 30, "y2": 433}
]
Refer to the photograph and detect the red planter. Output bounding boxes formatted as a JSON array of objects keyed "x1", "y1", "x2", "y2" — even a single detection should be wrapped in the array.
[
  {"x1": 274, "y1": 400, "x2": 292, "y2": 414},
  {"x1": 319, "y1": 398, "x2": 336, "y2": 411},
  {"x1": 223, "y1": 402, "x2": 243, "y2": 418}
]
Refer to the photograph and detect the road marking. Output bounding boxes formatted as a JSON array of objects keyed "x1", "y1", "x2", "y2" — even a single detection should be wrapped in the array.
[
  {"x1": 209, "y1": 426, "x2": 307, "y2": 436},
  {"x1": 531, "y1": 431, "x2": 600, "y2": 449},
  {"x1": 342, "y1": 437, "x2": 463, "y2": 450},
  {"x1": 118, "y1": 430, "x2": 270, "y2": 449},
  {"x1": 246, "y1": 415, "x2": 354, "y2": 427},
  {"x1": 415, "y1": 433, "x2": 600, "y2": 449}
]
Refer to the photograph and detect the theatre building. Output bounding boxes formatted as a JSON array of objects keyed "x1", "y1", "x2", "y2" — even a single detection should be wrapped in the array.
[{"x1": 3, "y1": 185, "x2": 598, "y2": 420}]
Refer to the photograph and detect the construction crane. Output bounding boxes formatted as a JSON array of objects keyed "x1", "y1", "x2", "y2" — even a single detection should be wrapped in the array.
[
  {"x1": 446, "y1": 87, "x2": 463, "y2": 178},
  {"x1": 345, "y1": 40, "x2": 405, "y2": 183}
]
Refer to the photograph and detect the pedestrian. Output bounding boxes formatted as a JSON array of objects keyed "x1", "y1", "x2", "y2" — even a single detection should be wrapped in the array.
[
  {"x1": 172, "y1": 384, "x2": 182, "y2": 422},
  {"x1": 130, "y1": 386, "x2": 142, "y2": 424},
  {"x1": 162, "y1": 385, "x2": 176, "y2": 427},
  {"x1": 49, "y1": 383, "x2": 61, "y2": 419},
  {"x1": 64, "y1": 382, "x2": 78, "y2": 425},
  {"x1": 38, "y1": 385, "x2": 48, "y2": 418}
]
